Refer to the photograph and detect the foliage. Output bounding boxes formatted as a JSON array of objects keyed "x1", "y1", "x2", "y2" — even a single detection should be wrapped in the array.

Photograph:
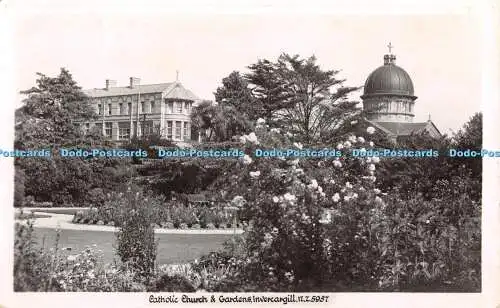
[
  {"x1": 195, "y1": 54, "x2": 362, "y2": 143},
  {"x1": 203, "y1": 118, "x2": 481, "y2": 292},
  {"x1": 74, "y1": 192, "x2": 237, "y2": 229},
  {"x1": 190, "y1": 100, "x2": 252, "y2": 142},
  {"x1": 14, "y1": 219, "x2": 55, "y2": 291},
  {"x1": 15, "y1": 68, "x2": 132, "y2": 206},
  {"x1": 14, "y1": 166, "x2": 26, "y2": 207},
  {"x1": 15, "y1": 68, "x2": 97, "y2": 149},
  {"x1": 115, "y1": 186, "x2": 158, "y2": 279},
  {"x1": 376, "y1": 114, "x2": 482, "y2": 202},
  {"x1": 14, "y1": 219, "x2": 186, "y2": 292}
]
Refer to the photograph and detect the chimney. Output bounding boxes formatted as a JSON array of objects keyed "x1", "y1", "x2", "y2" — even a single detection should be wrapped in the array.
[
  {"x1": 105, "y1": 79, "x2": 117, "y2": 90},
  {"x1": 129, "y1": 77, "x2": 141, "y2": 88}
]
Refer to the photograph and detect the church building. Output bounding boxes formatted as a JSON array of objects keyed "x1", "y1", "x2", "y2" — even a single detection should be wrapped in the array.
[{"x1": 361, "y1": 44, "x2": 441, "y2": 142}]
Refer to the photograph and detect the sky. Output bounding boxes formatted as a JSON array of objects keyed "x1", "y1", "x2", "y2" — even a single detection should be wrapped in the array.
[{"x1": 12, "y1": 10, "x2": 483, "y2": 134}]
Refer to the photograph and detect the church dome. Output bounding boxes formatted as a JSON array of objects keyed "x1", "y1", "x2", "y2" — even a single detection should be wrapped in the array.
[{"x1": 361, "y1": 54, "x2": 416, "y2": 99}]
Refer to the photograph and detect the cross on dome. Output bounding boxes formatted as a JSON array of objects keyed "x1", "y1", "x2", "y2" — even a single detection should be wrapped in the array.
[{"x1": 387, "y1": 42, "x2": 394, "y2": 54}]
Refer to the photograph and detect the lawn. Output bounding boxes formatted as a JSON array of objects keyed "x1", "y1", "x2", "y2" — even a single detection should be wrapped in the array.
[{"x1": 33, "y1": 227, "x2": 236, "y2": 265}]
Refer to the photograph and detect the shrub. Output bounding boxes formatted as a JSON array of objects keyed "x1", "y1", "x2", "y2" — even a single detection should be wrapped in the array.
[
  {"x1": 14, "y1": 220, "x2": 55, "y2": 291},
  {"x1": 150, "y1": 274, "x2": 196, "y2": 292},
  {"x1": 115, "y1": 186, "x2": 158, "y2": 280},
  {"x1": 14, "y1": 166, "x2": 26, "y2": 207}
]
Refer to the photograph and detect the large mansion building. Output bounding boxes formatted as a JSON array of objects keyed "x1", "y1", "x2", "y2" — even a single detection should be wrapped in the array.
[{"x1": 82, "y1": 77, "x2": 200, "y2": 144}]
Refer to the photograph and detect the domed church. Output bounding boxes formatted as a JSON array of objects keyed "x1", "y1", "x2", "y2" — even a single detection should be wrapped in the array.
[{"x1": 361, "y1": 43, "x2": 441, "y2": 142}]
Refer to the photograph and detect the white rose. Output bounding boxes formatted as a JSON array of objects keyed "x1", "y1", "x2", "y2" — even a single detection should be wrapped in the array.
[
  {"x1": 241, "y1": 154, "x2": 253, "y2": 165},
  {"x1": 332, "y1": 193, "x2": 340, "y2": 202},
  {"x1": 249, "y1": 171, "x2": 261, "y2": 178},
  {"x1": 366, "y1": 126, "x2": 376, "y2": 135}
]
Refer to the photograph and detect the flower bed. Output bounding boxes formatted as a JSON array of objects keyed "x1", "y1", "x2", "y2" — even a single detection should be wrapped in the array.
[{"x1": 72, "y1": 203, "x2": 242, "y2": 230}]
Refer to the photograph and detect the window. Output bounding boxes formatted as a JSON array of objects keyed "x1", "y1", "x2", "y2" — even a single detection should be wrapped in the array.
[
  {"x1": 97, "y1": 104, "x2": 102, "y2": 115},
  {"x1": 118, "y1": 123, "x2": 130, "y2": 140},
  {"x1": 119, "y1": 103, "x2": 124, "y2": 115},
  {"x1": 95, "y1": 123, "x2": 103, "y2": 134},
  {"x1": 183, "y1": 122, "x2": 190, "y2": 140},
  {"x1": 128, "y1": 103, "x2": 132, "y2": 115},
  {"x1": 142, "y1": 121, "x2": 154, "y2": 136},
  {"x1": 167, "y1": 121, "x2": 173, "y2": 139},
  {"x1": 107, "y1": 104, "x2": 112, "y2": 115},
  {"x1": 141, "y1": 102, "x2": 145, "y2": 113},
  {"x1": 150, "y1": 101, "x2": 155, "y2": 113},
  {"x1": 167, "y1": 102, "x2": 173, "y2": 114},
  {"x1": 105, "y1": 122, "x2": 112, "y2": 137},
  {"x1": 176, "y1": 102, "x2": 183, "y2": 113},
  {"x1": 175, "y1": 121, "x2": 182, "y2": 140},
  {"x1": 184, "y1": 102, "x2": 190, "y2": 113}
]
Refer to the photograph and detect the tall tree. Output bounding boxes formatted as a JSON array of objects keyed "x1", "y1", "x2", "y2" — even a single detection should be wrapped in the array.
[
  {"x1": 15, "y1": 68, "x2": 132, "y2": 206},
  {"x1": 214, "y1": 71, "x2": 258, "y2": 120},
  {"x1": 246, "y1": 54, "x2": 361, "y2": 143},
  {"x1": 15, "y1": 68, "x2": 98, "y2": 148}
]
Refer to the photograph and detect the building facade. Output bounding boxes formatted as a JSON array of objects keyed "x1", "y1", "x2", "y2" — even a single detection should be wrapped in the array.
[
  {"x1": 83, "y1": 77, "x2": 199, "y2": 145},
  {"x1": 361, "y1": 49, "x2": 441, "y2": 141}
]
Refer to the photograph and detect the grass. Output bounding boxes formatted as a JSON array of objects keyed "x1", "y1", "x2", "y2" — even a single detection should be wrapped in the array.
[{"x1": 33, "y1": 227, "x2": 237, "y2": 265}]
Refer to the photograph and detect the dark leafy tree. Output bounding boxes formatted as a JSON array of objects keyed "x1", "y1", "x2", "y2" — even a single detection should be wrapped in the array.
[{"x1": 15, "y1": 68, "x2": 133, "y2": 206}]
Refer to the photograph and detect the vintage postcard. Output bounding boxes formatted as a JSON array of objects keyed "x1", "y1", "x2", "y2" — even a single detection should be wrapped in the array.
[{"x1": 0, "y1": 0, "x2": 498, "y2": 307}]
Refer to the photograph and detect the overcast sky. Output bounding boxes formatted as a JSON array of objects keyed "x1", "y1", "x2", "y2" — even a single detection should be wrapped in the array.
[{"x1": 13, "y1": 10, "x2": 482, "y2": 134}]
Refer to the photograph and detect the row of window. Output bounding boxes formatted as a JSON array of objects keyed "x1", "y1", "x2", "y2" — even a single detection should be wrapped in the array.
[
  {"x1": 96, "y1": 101, "x2": 192, "y2": 116},
  {"x1": 366, "y1": 101, "x2": 414, "y2": 113},
  {"x1": 84, "y1": 121, "x2": 190, "y2": 141}
]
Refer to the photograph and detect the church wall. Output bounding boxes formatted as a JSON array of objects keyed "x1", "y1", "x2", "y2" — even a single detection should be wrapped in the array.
[{"x1": 363, "y1": 95, "x2": 415, "y2": 122}]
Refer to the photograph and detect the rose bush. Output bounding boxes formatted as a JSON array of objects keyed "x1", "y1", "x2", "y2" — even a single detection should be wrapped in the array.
[{"x1": 205, "y1": 118, "x2": 480, "y2": 292}]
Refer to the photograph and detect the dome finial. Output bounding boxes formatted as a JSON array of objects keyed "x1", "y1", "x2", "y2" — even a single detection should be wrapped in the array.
[{"x1": 384, "y1": 42, "x2": 396, "y2": 65}]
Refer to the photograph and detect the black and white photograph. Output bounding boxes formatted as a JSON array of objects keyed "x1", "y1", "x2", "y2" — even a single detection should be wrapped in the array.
[{"x1": 1, "y1": 1, "x2": 498, "y2": 307}]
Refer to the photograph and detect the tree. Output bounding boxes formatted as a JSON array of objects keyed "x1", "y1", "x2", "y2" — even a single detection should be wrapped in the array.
[
  {"x1": 214, "y1": 71, "x2": 259, "y2": 120},
  {"x1": 451, "y1": 112, "x2": 482, "y2": 180},
  {"x1": 15, "y1": 68, "x2": 97, "y2": 149},
  {"x1": 213, "y1": 54, "x2": 362, "y2": 143},
  {"x1": 190, "y1": 100, "x2": 252, "y2": 142},
  {"x1": 15, "y1": 68, "x2": 133, "y2": 206}
]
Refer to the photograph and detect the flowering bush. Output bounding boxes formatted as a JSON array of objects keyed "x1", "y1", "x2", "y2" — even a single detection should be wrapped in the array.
[{"x1": 205, "y1": 119, "x2": 480, "y2": 292}]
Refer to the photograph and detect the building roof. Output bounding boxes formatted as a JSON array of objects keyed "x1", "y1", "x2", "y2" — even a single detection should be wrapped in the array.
[
  {"x1": 164, "y1": 83, "x2": 199, "y2": 101},
  {"x1": 83, "y1": 82, "x2": 199, "y2": 101},
  {"x1": 369, "y1": 120, "x2": 441, "y2": 137},
  {"x1": 361, "y1": 54, "x2": 416, "y2": 99}
]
